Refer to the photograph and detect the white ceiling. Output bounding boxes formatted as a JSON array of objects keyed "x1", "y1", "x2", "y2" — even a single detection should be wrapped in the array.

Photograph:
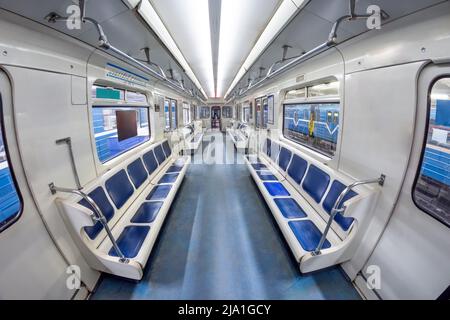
[
  {"x1": 231, "y1": 0, "x2": 444, "y2": 97},
  {"x1": 0, "y1": 0, "x2": 445, "y2": 102},
  {"x1": 150, "y1": 0, "x2": 281, "y2": 98}
]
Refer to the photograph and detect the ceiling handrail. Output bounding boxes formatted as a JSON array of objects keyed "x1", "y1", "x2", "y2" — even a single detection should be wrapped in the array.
[
  {"x1": 226, "y1": 0, "x2": 389, "y2": 102},
  {"x1": 44, "y1": 5, "x2": 207, "y2": 102}
]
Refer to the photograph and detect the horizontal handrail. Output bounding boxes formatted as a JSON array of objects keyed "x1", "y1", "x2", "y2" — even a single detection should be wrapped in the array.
[
  {"x1": 226, "y1": 0, "x2": 389, "y2": 101},
  {"x1": 49, "y1": 183, "x2": 129, "y2": 264},
  {"x1": 312, "y1": 174, "x2": 386, "y2": 256},
  {"x1": 45, "y1": 9, "x2": 207, "y2": 102}
]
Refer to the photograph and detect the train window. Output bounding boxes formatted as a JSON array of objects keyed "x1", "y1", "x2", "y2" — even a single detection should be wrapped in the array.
[
  {"x1": 413, "y1": 77, "x2": 450, "y2": 227},
  {"x1": 223, "y1": 106, "x2": 232, "y2": 119},
  {"x1": 164, "y1": 98, "x2": 177, "y2": 130},
  {"x1": 255, "y1": 98, "x2": 262, "y2": 128},
  {"x1": 200, "y1": 106, "x2": 210, "y2": 119},
  {"x1": 183, "y1": 102, "x2": 191, "y2": 125},
  {"x1": 262, "y1": 98, "x2": 268, "y2": 128},
  {"x1": 125, "y1": 91, "x2": 147, "y2": 104},
  {"x1": 307, "y1": 80, "x2": 339, "y2": 97},
  {"x1": 93, "y1": 106, "x2": 150, "y2": 163},
  {"x1": 285, "y1": 87, "x2": 306, "y2": 100},
  {"x1": 171, "y1": 100, "x2": 177, "y2": 129},
  {"x1": 0, "y1": 98, "x2": 22, "y2": 232},
  {"x1": 283, "y1": 102, "x2": 340, "y2": 157},
  {"x1": 243, "y1": 106, "x2": 251, "y2": 123},
  {"x1": 191, "y1": 104, "x2": 197, "y2": 121},
  {"x1": 164, "y1": 99, "x2": 170, "y2": 130}
]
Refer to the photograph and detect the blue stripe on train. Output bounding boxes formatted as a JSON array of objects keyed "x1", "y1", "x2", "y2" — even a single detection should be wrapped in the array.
[
  {"x1": 421, "y1": 147, "x2": 450, "y2": 186},
  {"x1": 0, "y1": 167, "x2": 20, "y2": 222}
]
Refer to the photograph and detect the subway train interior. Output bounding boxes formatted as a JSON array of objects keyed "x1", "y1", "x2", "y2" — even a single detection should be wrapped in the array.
[{"x1": 0, "y1": 0, "x2": 449, "y2": 302}]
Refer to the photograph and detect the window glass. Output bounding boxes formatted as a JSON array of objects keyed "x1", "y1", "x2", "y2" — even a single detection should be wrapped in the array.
[
  {"x1": 243, "y1": 107, "x2": 251, "y2": 123},
  {"x1": 413, "y1": 77, "x2": 450, "y2": 227},
  {"x1": 125, "y1": 91, "x2": 147, "y2": 104},
  {"x1": 285, "y1": 87, "x2": 306, "y2": 100},
  {"x1": 183, "y1": 102, "x2": 191, "y2": 125},
  {"x1": 255, "y1": 99, "x2": 262, "y2": 128},
  {"x1": 192, "y1": 104, "x2": 197, "y2": 121},
  {"x1": 222, "y1": 106, "x2": 232, "y2": 118},
  {"x1": 263, "y1": 98, "x2": 268, "y2": 128},
  {"x1": 171, "y1": 100, "x2": 177, "y2": 129},
  {"x1": 93, "y1": 106, "x2": 150, "y2": 163},
  {"x1": 164, "y1": 99, "x2": 170, "y2": 130},
  {"x1": 200, "y1": 106, "x2": 210, "y2": 119},
  {"x1": 283, "y1": 102, "x2": 340, "y2": 157},
  {"x1": 0, "y1": 116, "x2": 22, "y2": 231},
  {"x1": 307, "y1": 80, "x2": 339, "y2": 98}
]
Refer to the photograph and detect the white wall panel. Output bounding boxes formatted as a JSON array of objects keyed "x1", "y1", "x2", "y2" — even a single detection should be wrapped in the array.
[
  {"x1": 339, "y1": 62, "x2": 426, "y2": 279},
  {"x1": 6, "y1": 66, "x2": 100, "y2": 290}
]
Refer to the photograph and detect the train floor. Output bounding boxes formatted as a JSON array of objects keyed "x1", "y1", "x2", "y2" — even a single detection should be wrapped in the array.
[{"x1": 90, "y1": 132, "x2": 361, "y2": 300}]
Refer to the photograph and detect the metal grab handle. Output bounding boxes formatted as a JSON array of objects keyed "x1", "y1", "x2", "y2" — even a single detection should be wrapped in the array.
[
  {"x1": 225, "y1": 0, "x2": 389, "y2": 101},
  {"x1": 55, "y1": 137, "x2": 82, "y2": 190},
  {"x1": 49, "y1": 183, "x2": 129, "y2": 264},
  {"x1": 44, "y1": 5, "x2": 207, "y2": 102},
  {"x1": 312, "y1": 174, "x2": 386, "y2": 256}
]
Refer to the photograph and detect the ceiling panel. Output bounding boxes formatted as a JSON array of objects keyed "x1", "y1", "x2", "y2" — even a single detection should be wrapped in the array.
[
  {"x1": 149, "y1": 0, "x2": 215, "y2": 96},
  {"x1": 231, "y1": 0, "x2": 444, "y2": 97},
  {"x1": 216, "y1": 0, "x2": 281, "y2": 97},
  {"x1": 0, "y1": 0, "x2": 200, "y2": 94}
]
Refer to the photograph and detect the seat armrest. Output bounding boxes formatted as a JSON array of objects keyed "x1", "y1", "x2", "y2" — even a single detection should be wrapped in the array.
[{"x1": 56, "y1": 199, "x2": 95, "y2": 234}]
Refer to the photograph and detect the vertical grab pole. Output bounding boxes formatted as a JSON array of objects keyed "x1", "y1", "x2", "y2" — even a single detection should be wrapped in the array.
[
  {"x1": 56, "y1": 137, "x2": 82, "y2": 190},
  {"x1": 312, "y1": 175, "x2": 386, "y2": 256},
  {"x1": 49, "y1": 183, "x2": 129, "y2": 264}
]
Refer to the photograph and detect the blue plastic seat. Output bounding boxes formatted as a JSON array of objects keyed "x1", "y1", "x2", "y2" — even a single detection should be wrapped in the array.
[
  {"x1": 274, "y1": 198, "x2": 307, "y2": 219},
  {"x1": 131, "y1": 202, "x2": 163, "y2": 223},
  {"x1": 287, "y1": 154, "x2": 308, "y2": 185},
  {"x1": 288, "y1": 220, "x2": 331, "y2": 252},
  {"x1": 143, "y1": 150, "x2": 159, "y2": 175},
  {"x1": 127, "y1": 159, "x2": 148, "y2": 189},
  {"x1": 252, "y1": 163, "x2": 267, "y2": 170},
  {"x1": 154, "y1": 145, "x2": 166, "y2": 165},
  {"x1": 322, "y1": 181, "x2": 357, "y2": 231},
  {"x1": 278, "y1": 147, "x2": 292, "y2": 172},
  {"x1": 302, "y1": 165, "x2": 330, "y2": 203},
  {"x1": 105, "y1": 170, "x2": 135, "y2": 209},
  {"x1": 158, "y1": 173, "x2": 179, "y2": 184},
  {"x1": 257, "y1": 171, "x2": 278, "y2": 181},
  {"x1": 79, "y1": 187, "x2": 115, "y2": 240},
  {"x1": 109, "y1": 226, "x2": 150, "y2": 258},
  {"x1": 263, "y1": 182, "x2": 290, "y2": 197},
  {"x1": 166, "y1": 164, "x2": 184, "y2": 173},
  {"x1": 147, "y1": 185, "x2": 172, "y2": 201},
  {"x1": 162, "y1": 141, "x2": 172, "y2": 158}
]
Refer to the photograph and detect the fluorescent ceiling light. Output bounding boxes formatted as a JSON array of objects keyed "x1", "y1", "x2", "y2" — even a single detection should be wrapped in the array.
[
  {"x1": 138, "y1": 0, "x2": 210, "y2": 98},
  {"x1": 217, "y1": 0, "x2": 270, "y2": 98},
  {"x1": 224, "y1": 0, "x2": 305, "y2": 99}
]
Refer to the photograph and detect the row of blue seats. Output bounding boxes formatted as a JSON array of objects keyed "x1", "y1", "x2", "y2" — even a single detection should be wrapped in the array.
[
  {"x1": 247, "y1": 138, "x2": 358, "y2": 256},
  {"x1": 77, "y1": 141, "x2": 185, "y2": 260}
]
